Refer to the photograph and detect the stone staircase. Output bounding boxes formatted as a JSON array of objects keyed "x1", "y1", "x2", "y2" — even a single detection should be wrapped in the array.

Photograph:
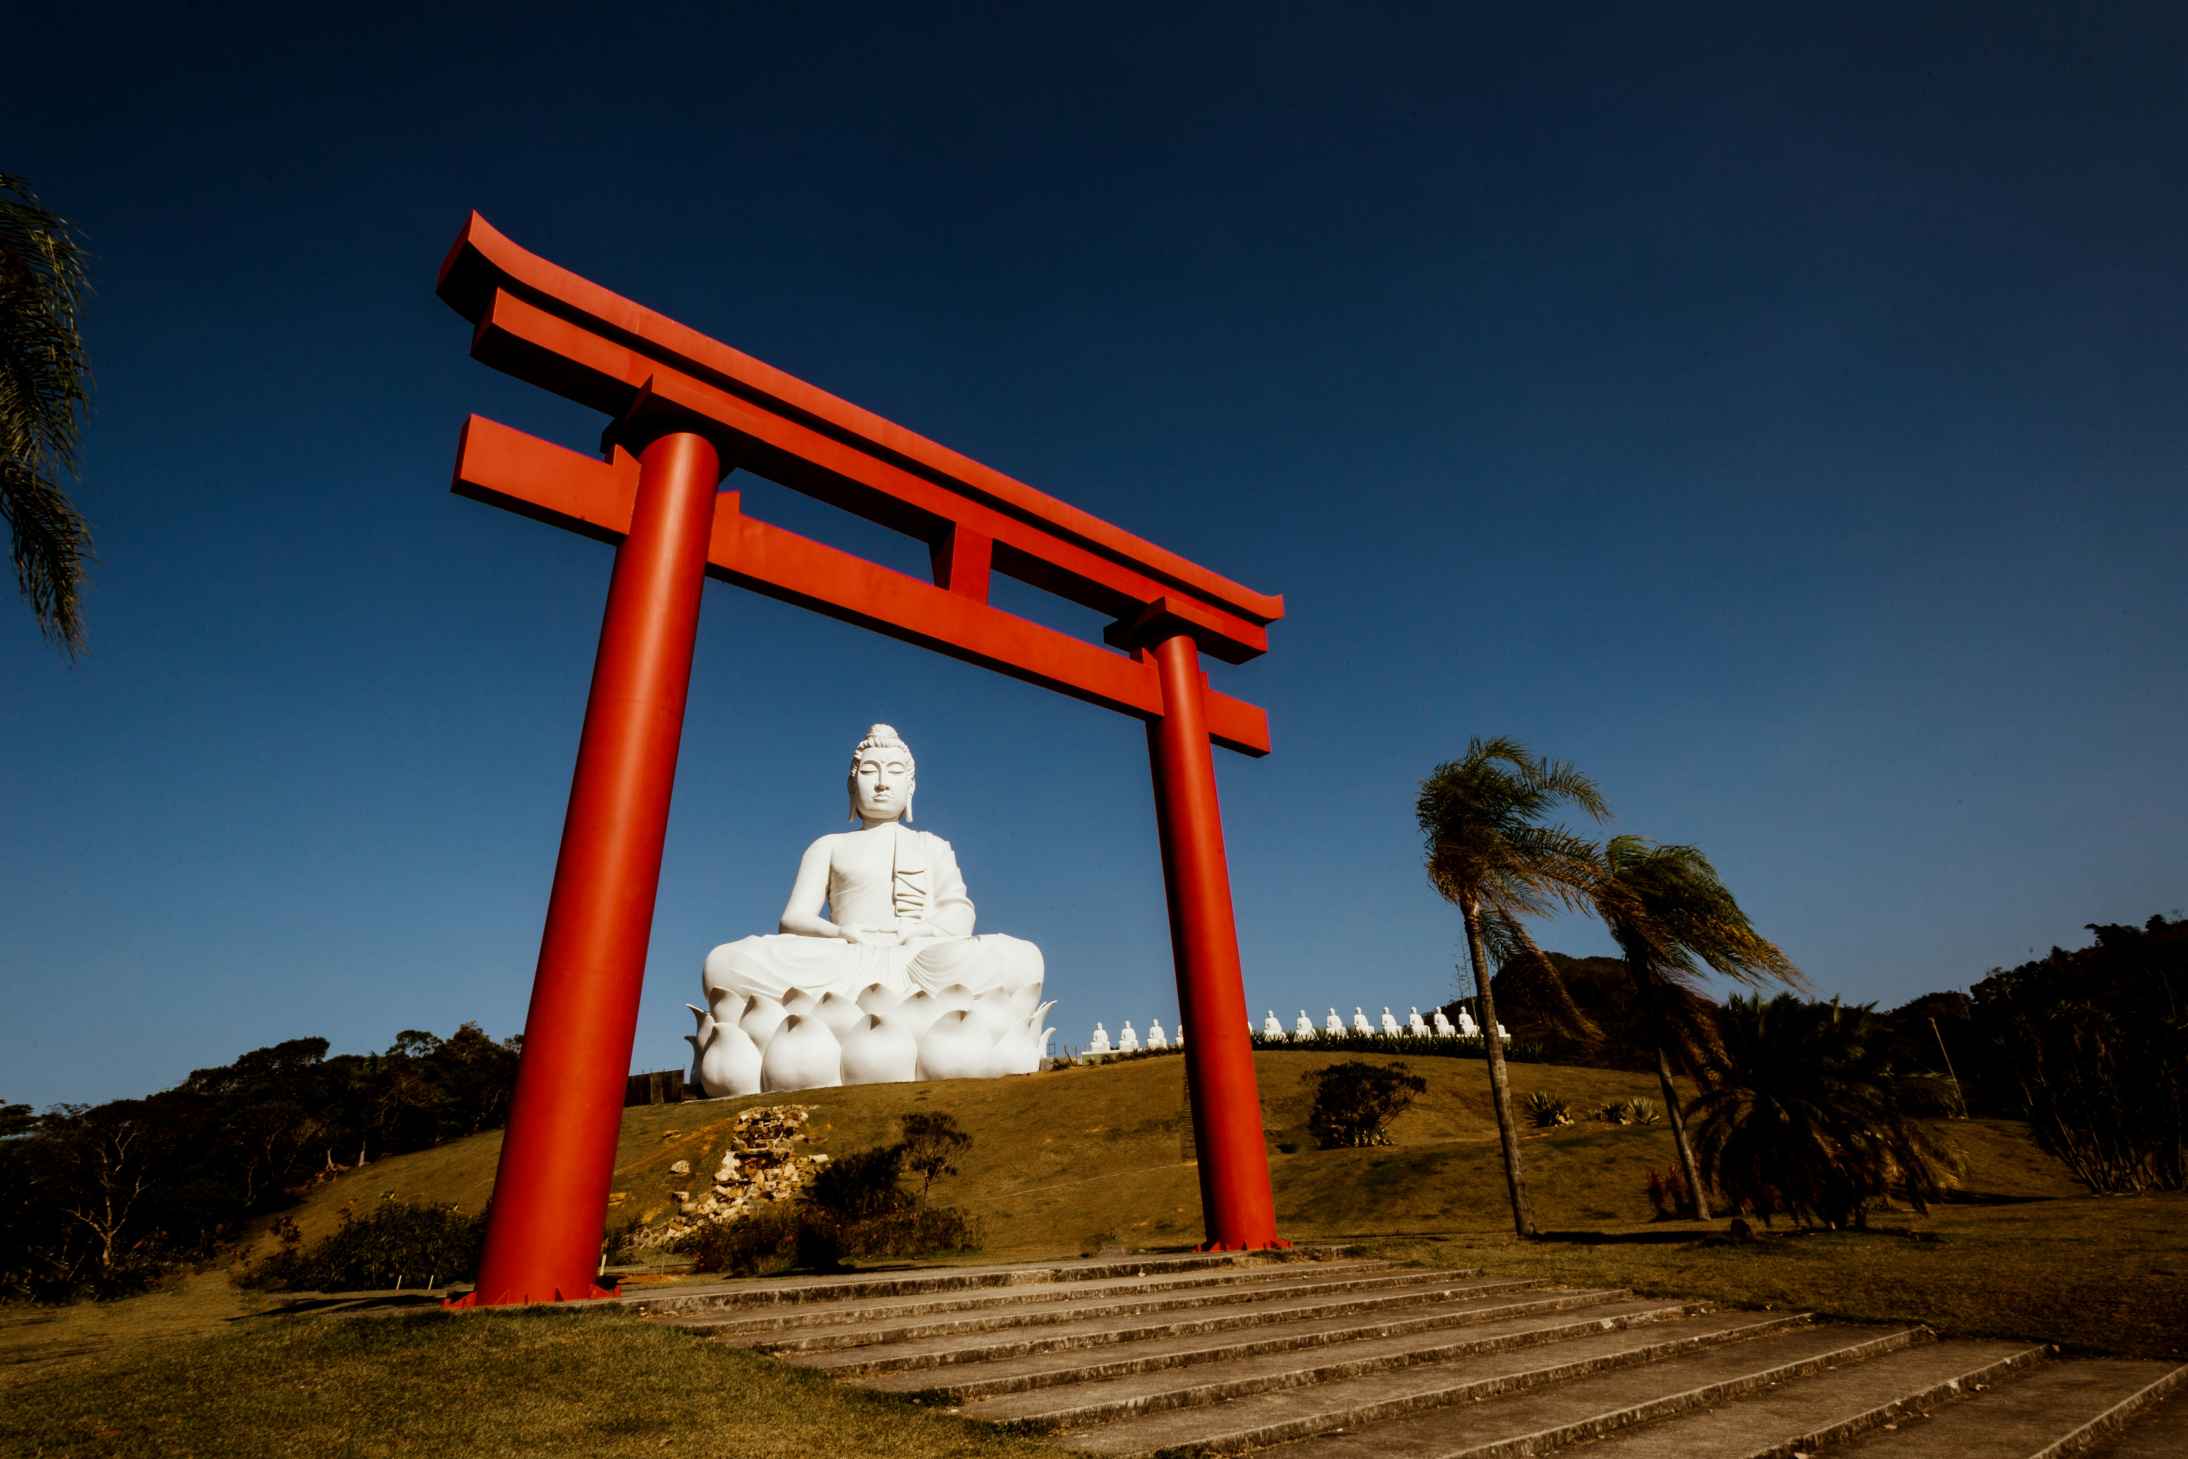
[{"x1": 624, "y1": 1251, "x2": 2188, "y2": 1458}]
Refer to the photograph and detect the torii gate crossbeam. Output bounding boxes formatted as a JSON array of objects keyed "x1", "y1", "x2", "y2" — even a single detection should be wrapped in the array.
[{"x1": 437, "y1": 216, "x2": 1287, "y2": 1306}]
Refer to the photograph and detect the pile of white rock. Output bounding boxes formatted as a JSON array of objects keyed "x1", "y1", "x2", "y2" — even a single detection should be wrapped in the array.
[
  {"x1": 626, "y1": 1104, "x2": 827, "y2": 1251},
  {"x1": 687, "y1": 981, "x2": 1056, "y2": 1097}
]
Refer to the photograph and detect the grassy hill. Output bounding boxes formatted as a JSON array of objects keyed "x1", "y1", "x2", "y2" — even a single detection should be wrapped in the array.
[
  {"x1": 7, "y1": 1047, "x2": 2182, "y2": 1459},
  {"x1": 268, "y1": 1051, "x2": 1721, "y2": 1257}
]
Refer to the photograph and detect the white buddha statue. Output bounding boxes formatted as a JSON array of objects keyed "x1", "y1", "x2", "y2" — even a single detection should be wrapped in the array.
[
  {"x1": 1147, "y1": 1018, "x2": 1168, "y2": 1050},
  {"x1": 1432, "y1": 1008, "x2": 1456, "y2": 1036},
  {"x1": 1456, "y1": 1008, "x2": 1480, "y2": 1039},
  {"x1": 704, "y1": 725, "x2": 1044, "y2": 1004},
  {"x1": 690, "y1": 724, "x2": 1051, "y2": 1095},
  {"x1": 1324, "y1": 1008, "x2": 1343, "y2": 1037},
  {"x1": 1407, "y1": 1007, "x2": 1430, "y2": 1037},
  {"x1": 1352, "y1": 1007, "x2": 1373, "y2": 1035},
  {"x1": 1295, "y1": 1010, "x2": 1316, "y2": 1040},
  {"x1": 1089, "y1": 1022, "x2": 1111, "y2": 1054},
  {"x1": 1379, "y1": 1007, "x2": 1401, "y2": 1037},
  {"x1": 1262, "y1": 1010, "x2": 1286, "y2": 1041},
  {"x1": 1118, "y1": 1020, "x2": 1141, "y2": 1053}
]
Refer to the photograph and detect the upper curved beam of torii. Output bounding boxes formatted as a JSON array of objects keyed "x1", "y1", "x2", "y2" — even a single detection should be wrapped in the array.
[{"x1": 437, "y1": 214, "x2": 1282, "y2": 754}]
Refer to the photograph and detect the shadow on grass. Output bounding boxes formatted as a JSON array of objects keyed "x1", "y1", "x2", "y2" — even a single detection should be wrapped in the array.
[
  {"x1": 233, "y1": 1291, "x2": 457, "y2": 1321},
  {"x1": 1533, "y1": 1228, "x2": 1722, "y2": 1246}
]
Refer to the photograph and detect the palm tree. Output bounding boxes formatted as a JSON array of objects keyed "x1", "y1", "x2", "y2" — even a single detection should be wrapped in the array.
[
  {"x1": 1417, "y1": 738, "x2": 1607, "y2": 1237},
  {"x1": 2, "y1": 174, "x2": 93, "y2": 655},
  {"x1": 1588, "y1": 836, "x2": 1801, "y2": 1221},
  {"x1": 1687, "y1": 993, "x2": 1957, "y2": 1228}
]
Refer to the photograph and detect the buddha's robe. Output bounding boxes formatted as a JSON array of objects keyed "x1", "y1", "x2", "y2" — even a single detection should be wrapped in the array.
[{"x1": 704, "y1": 823, "x2": 1042, "y2": 1002}]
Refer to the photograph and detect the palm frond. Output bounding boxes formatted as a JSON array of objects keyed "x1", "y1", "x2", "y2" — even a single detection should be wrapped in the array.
[{"x1": 0, "y1": 173, "x2": 93, "y2": 655}]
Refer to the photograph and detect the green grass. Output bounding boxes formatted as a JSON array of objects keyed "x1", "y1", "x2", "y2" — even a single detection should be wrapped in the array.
[
  {"x1": 1376, "y1": 1192, "x2": 2188, "y2": 1363},
  {"x1": 6, "y1": 1054, "x2": 2182, "y2": 1458},
  {"x1": 0, "y1": 1306, "x2": 1061, "y2": 1459},
  {"x1": 255, "y1": 1051, "x2": 1683, "y2": 1258}
]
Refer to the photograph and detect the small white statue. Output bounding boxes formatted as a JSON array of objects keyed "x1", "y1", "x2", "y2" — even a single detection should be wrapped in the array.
[
  {"x1": 1262, "y1": 1010, "x2": 1286, "y2": 1041},
  {"x1": 1324, "y1": 1008, "x2": 1344, "y2": 1036},
  {"x1": 1295, "y1": 1010, "x2": 1317, "y2": 1040},
  {"x1": 1118, "y1": 1020, "x2": 1141, "y2": 1053},
  {"x1": 1432, "y1": 1009, "x2": 1456, "y2": 1036},
  {"x1": 1147, "y1": 1018, "x2": 1168, "y2": 1051},
  {"x1": 1379, "y1": 1006, "x2": 1401, "y2": 1037},
  {"x1": 1407, "y1": 1007, "x2": 1430, "y2": 1038},
  {"x1": 1089, "y1": 1022, "x2": 1112, "y2": 1054},
  {"x1": 1174, "y1": 1020, "x2": 1184, "y2": 1048},
  {"x1": 1496, "y1": 1021, "x2": 1512, "y2": 1042},
  {"x1": 1456, "y1": 1009, "x2": 1481, "y2": 1039},
  {"x1": 1352, "y1": 1007, "x2": 1373, "y2": 1036}
]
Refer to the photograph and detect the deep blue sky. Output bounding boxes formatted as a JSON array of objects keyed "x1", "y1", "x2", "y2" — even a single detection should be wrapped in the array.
[{"x1": 7, "y1": 5, "x2": 2183, "y2": 1109}]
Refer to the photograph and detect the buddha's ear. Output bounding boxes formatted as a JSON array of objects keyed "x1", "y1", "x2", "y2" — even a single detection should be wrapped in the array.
[
  {"x1": 903, "y1": 780, "x2": 915, "y2": 824},
  {"x1": 847, "y1": 774, "x2": 858, "y2": 824}
]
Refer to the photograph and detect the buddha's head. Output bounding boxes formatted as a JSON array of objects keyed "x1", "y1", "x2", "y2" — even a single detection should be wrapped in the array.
[{"x1": 848, "y1": 723, "x2": 916, "y2": 824}]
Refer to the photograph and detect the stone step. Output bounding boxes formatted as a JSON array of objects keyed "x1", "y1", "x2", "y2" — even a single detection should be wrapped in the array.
[
  {"x1": 1825, "y1": 1355, "x2": 2188, "y2": 1457},
  {"x1": 1427, "y1": 1337, "x2": 2043, "y2": 1459},
  {"x1": 621, "y1": 1247, "x2": 1350, "y2": 1315},
  {"x1": 751, "y1": 1273, "x2": 1541, "y2": 1358},
  {"x1": 852, "y1": 1290, "x2": 1694, "y2": 1400},
  {"x1": 671, "y1": 1259, "x2": 1418, "y2": 1337},
  {"x1": 2087, "y1": 1378, "x2": 2188, "y2": 1458},
  {"x1": 983, "y1": 1308, "x2": 1834, "y2": 1448}
]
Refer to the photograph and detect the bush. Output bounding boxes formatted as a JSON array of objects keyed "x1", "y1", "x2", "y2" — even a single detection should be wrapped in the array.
[
  {"x1": 1645, "y1": 1167, "x2": 1699, "y2": 1221},
  {"x1": 1525, "y1": 1091, "x2": 1573, "y2": 1128},
  {"x1": 1690, "y1": 995, "x2": 1958, "y2": 1229},
  {"x1": 1305, "y1": 1061, "x2": 1427, "y2": 1149},
  {"x1": 900, "y1": 1112, "x2": 972, "y2": 1206},
  {"x1": 806, "y1": 1145, "x2": 909, "y2": 1224},
  {"x1": 682, "y1": 1204, "x2": 805, "y2": 1278},
  {"x1": 247, "y1": 1197, "x2": 484, "y2": 1291},
  {"x1": 1597, "y1": 1098, "x2": 1662, "y2": 1127},
  {"x1": 682, "y1": 1114, "x2": 983, "y2": 1277}
]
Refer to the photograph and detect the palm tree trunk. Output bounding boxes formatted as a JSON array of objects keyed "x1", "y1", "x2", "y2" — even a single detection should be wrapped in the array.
[
  {"x1": 1632, "y1": 976, "x2": 1713, "y2": 1221},
  {"x1": 1465, "y1": 899, "x2": 1535, "y2": 1238},
  {"x1": 1652, "y1": 1043, "x2": 1712, "y2": 1221}
]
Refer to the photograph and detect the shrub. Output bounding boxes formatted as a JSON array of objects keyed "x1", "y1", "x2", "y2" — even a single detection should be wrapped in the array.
[
  {"x1": 1525, "y1": 1091, "x2": 1573, "y2": 1128},
  {"x1": 684, "y1": 1114, "x2": 983, "y2": 1276},
  {"x1": 682, "y1": 1203, "x2": 805, "y2": 1278},
  {"x1": 1644, "y1": 1167, "x2": 1699, "y2": 1221},
  {"x1": 899, "y1": 1112, "x2": 972, "y2": 1207},
  {"x1": 1305, "y1": 1061, "x2": 1427, "y2": 1149},
  {"x1": 1597, "y1": 1098, "x2": 1662, "y2": 1127},
  {"x1": 805, "y1": 1145, "x2": 909, "y2": 1224},
  {"x1": 1690, "y1": 995, "x2": 1959, "y2": 1229},
  {"x1": 247, "y1": 1197, "x2": 484, "y2": 1291}
]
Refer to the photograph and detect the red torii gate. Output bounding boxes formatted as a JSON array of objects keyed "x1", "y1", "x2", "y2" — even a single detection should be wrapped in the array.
[{"x1": 437, "y1": 215, "x2": 1287, "y2": 1306}]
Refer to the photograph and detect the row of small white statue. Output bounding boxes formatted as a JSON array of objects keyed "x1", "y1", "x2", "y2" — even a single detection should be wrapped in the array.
[
  {"x1": 685, "y1": 982, "x2": 1057, "y2": 1096},
  {"x1": 1262, "y1": 1006, "x2": 1510, "y2": 1041},
  {"x1": 1084, "y1": 1005, "x2": 1510, "y2": 1056},
  {"x1": 1084, "y1": 1019, "x2": 1182, "y2": 1055}
]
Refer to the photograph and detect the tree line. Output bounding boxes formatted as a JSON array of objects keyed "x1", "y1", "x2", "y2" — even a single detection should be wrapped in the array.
[
  {"x1": 1418, "y1": 735, "x2": 2185, "y2": 1236},
  {"x1": 0, "y1": 1024, "x2": 518, "y2": 1301}
]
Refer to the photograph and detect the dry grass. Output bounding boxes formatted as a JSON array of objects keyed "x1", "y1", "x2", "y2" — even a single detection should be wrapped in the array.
[
  {"x1": 254, "y1": 1051, "x2": 1679, "y2": 1259},
  {"x1": 0, "y1": 1306, "x2": 1061, "y2": 1459},
  {"x1": 6, "y1": 1052, "x2": 2181, "y2": 1459}
]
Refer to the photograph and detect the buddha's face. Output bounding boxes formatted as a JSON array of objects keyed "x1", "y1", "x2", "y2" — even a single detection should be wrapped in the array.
[{"x1": 850, "y1": 750, "x2": 914, "y2": 823}]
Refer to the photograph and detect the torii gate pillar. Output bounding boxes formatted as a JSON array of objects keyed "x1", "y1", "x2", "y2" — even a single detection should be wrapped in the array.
[
  {"x1": 467, "y1": 428, "x2": 723, "y2": 1306},
  {"x1": 1141, "y1": 624, "x2": 1283, "y2": 1249}
]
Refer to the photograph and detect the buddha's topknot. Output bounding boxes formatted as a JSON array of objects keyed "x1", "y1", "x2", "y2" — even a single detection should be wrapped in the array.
[{"x1": 851, "y1": 723, "x2": 913, "y2": 768}]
